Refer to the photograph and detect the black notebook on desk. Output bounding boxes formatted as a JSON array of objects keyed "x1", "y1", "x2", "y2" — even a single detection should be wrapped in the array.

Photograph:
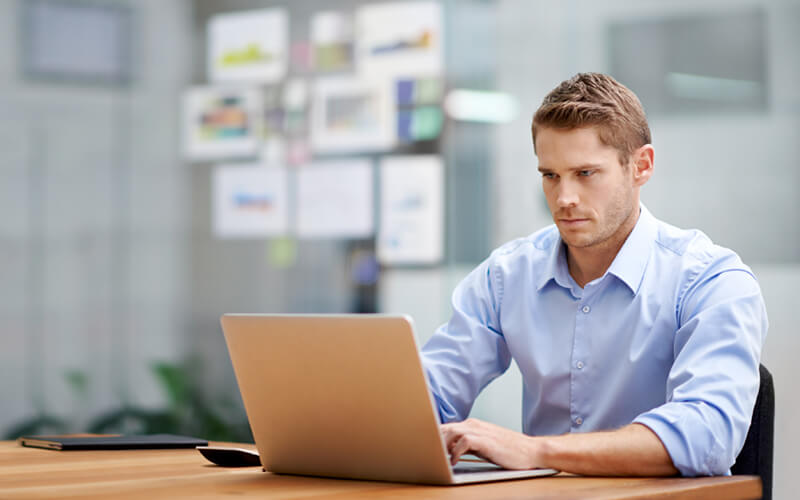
[{"x1": 17, "y1": 434, "x2": 208, "y2": 450}]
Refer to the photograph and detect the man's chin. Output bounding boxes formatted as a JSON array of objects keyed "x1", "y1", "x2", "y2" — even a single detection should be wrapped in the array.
[{"x1": 558, "y1": 231, "x2": 596, "y2": 249}]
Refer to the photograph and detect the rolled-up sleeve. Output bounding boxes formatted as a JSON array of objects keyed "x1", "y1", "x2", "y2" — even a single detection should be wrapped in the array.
[
  {"x1": 421, "y1": 256, "x2": 512, "y2": 424},
  {"x1": 634, "y1": 264, "x2": 768, "y2": 476}
]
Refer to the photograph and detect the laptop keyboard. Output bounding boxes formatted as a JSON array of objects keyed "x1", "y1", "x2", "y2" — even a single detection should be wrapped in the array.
[{"x1": 452, "y1": 461, "x2": 504, "y2": 474}]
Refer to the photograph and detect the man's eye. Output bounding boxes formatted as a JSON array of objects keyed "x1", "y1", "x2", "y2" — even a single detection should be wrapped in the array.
[
  {"x1": 542, "y1": 173, "x2": 556, "y2": 179},
  {"x1": 579, "y1": 170, "x2": 594, "y2": 177}
]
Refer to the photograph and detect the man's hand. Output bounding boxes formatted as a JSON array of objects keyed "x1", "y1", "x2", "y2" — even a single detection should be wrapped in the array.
[
  {"x1": 440, "y1": 418, "x2": 541, "y2": 469},
  {"x1": 440, "y1": 419, "x2": 679, "y2": 476}
]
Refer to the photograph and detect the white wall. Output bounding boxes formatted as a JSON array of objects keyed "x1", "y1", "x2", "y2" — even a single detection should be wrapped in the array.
[{"x1": 0, "y1": 0, "x2": 193, "y2": 434}]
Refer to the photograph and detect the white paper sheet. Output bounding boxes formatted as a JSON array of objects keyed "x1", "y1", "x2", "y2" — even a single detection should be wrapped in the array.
[
  {"x1": 378, "y1": 155, "x2": 444, "y2": 264},
  {"x1": 311, "y1": 11, "x2": 354, "y2": 72},
  {"x1": 296, "y1": 160, "x2": 374, "y2": 238},
  {"x1": 355, "y1": 2, "x2": 443, "y2": 79},
  {"x1": 213, "y1": 164, "x2": 288, "y2": 238}
]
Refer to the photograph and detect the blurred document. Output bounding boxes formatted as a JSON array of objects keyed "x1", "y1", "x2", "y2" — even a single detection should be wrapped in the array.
[
  {"x1": 355, "y1": 2, "x2": 443, "y2": 79},
  {"x1": 311, "y1": 11, "x2": 354, "y2": 72},
  {"x1": 182, "y1": 86, "x2": 263, "y2": 161},
  {"x1": 213, "y1": 164, "x2": 288, "y2": 238},
  {"x1": 208, "y1": 8, "x2": 288, "y2": 83},
  {"x1": 378, "y1": 155, "x2": 444, "y2": 265},
  {"x1": 311, "y1": 77, "x2": 395, "y2": 153},
  {"x1": 296, "y1": 160, "x2": 374, "y2": 238}
]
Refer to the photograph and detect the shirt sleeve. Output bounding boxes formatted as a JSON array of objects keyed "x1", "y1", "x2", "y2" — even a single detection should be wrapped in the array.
[
  {"x1": 633, "y1": 260, "x2": 768, "y2": 476},
  {"x1": 420, "y1": 256, "x2": 512, "y2": 424}
]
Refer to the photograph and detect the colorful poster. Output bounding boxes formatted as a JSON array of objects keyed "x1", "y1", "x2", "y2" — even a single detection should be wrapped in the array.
[
  {"x1": 182, "y1": 86, "x2": 263, "y2": 161},
  {"x1": 310, "y1": 77, "x2": 395, "y2": 153},
  {"x1": 208, "y1": 8, "x2": 288, "y2": 83},
  {"x1": 311, "y1": 11, "x2": 354, "y2": 72},
  {"x1": 355, "y1": 2, "x2": 443, "y2": 79},
  {"x1": 378, "y1": 155, "x2": 444, "y2": 265},
  {"x1": 395, "y1": 77, "x2": 444, "y2": 143},
  {"x1": 213, "y1": 164, "x2": 288, "y2": 238},
  {"x1": 296, "y1": 160, "x2": 374, "y2": 238}
]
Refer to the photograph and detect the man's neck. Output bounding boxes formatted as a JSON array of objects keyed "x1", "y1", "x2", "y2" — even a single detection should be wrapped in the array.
[{"x1": 566, "y1": 209, "x2": 640, "y2": 288}]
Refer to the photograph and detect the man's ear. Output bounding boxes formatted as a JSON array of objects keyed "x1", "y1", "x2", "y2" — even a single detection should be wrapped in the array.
[{"x1": 631, "y1": 144, "x2": 654, "y2": 187}]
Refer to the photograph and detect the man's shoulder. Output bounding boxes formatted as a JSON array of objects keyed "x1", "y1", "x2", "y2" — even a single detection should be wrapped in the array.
[
  {"x1": 652, "y1": 217, "x2": 749, "y2": 275},
  {"x1": 490, "y1": 225, "x2": 560, "y2": 262}
]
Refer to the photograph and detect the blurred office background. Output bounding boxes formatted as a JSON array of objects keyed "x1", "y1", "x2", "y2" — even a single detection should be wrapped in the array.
[{"x1": 0, "y1": 0, "x2": 797, "y2": 496}]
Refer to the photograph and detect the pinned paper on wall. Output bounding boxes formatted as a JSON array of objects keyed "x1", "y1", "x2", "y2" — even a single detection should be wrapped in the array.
[
  {"x1": 396, "y1": 77, "x2": 444, "y2": 143},
  {"x1": 182, "y1": 86, "x2": 263, "y2": 161},
  {"x1": 311, "y1": 11, "x2": 354, "y2": 72},
  {"x1": 283, "y1": 79, "x2": 309, "y2": 110},
  {"x1": 208, "y1": 8, "x2": 288, "y2": 83},
  {"x1": 310, "y1": 77, "x2": 395, "y2": 153},
  {"x1": 378, "y1": 155, "x2": 444, "y2": 265},
  {"x1": 296, "y1": 160, "x2": 374, "y2": 238},
  {"x1": 213, "y1": 164, "x2": 288, "y2": 238},
  {"x1": 355, "y1": 1, "x2": 443, "y2": 79},
  {"x1": 289, "y1": 41, "x2": 313, "y2": 73}
]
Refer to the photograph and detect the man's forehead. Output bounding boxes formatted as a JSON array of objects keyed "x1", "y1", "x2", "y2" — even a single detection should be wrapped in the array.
[
  {"x1": 535, "y1": 125, "x2": 605, "y2": 147},
  {"x1": 535, "y1": 127, "x2": 619, "y2": 167}
]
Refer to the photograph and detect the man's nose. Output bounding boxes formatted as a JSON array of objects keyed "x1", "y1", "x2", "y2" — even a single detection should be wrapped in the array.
[{"x1": 556, "y1": 180, "x2": 579, "y2": 208}]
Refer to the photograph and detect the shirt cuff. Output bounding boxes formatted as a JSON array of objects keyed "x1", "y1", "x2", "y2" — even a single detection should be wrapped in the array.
[{"x1": 634, "y1": 411, "x2": 729, "y2": 477}]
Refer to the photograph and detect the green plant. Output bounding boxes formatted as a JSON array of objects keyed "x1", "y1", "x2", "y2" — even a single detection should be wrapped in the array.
[
  {"x1": 3, "y1": 359, "x2": 252, "y2": 443},
  {"x1": 87, "y1": 359, "x2": 252, "y2": 442}
]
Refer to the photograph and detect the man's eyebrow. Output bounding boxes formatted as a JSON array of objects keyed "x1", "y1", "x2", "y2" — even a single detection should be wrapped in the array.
[{"x1": 537, "y1": 163, "x2": 604, "y2": 173}]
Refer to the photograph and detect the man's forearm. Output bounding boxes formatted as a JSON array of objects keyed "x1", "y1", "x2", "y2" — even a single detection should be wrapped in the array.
[
  {"x1": 534, "y1": 423, "x2": 678, "y2": 476},
  {"x1": 441, "y1": 419, "x2": 678, "y2": 476}
]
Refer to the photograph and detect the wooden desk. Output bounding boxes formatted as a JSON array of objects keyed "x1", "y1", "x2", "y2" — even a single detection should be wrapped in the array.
[{"x1": 0, "y1": 441, "x2": 761, "y2": 499}]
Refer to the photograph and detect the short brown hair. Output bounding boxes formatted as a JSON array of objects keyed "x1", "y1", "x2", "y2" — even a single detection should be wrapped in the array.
[{"x1": 531, "y1": 73, "x2": 651, "y2": 164}]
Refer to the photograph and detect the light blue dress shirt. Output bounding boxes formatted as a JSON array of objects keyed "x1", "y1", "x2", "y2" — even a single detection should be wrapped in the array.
[{"x1": 420, "y1": 205, "x2": 768, "y2": 476}]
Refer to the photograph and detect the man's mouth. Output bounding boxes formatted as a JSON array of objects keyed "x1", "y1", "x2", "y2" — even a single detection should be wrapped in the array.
[{"x1": 559, "y1": 218, "x2": 590, "y2": 226}]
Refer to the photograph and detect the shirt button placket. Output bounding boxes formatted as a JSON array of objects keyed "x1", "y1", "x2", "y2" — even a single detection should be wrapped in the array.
[{"x1": 572, "y1": 301, "x2": 591, "y2": 431}]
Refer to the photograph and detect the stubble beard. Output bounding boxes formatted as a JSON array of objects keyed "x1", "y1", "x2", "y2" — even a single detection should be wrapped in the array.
[{"x1": 558, "y1": 186, "x2": 636, "y2": 250}]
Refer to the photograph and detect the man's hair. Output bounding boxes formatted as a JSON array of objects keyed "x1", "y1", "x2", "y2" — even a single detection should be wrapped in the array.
[{"x1": 531, "y1": 73, "x2": 651, "y2": 164}]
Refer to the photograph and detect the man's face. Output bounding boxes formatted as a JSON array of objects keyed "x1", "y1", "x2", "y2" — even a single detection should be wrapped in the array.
[{"x1": 536, "y1": 126, "x2": 638, "y2": 250}]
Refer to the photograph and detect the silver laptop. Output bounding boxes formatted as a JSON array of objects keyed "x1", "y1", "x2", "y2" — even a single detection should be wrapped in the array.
[{"x1": 220, "y1": 313, "x2": 558, "y2": 485}]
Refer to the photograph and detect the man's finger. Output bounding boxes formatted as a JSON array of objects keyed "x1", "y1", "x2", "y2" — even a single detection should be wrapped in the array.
[
  {"x1": 440, "y1": 423, "x2": 467, "y2": 448},
  {"x1": 450, "y1": 436, "x2": 466, "y2": 465},
  {"x1": 450, "y1": 434, "x2": 478, "y2": 465},
  {"x1": 440, "y1": 428, "x2": 455, "y2": 451},
  {"x1": 440, "y1": 424, "x2": 454, "y2": 442}
]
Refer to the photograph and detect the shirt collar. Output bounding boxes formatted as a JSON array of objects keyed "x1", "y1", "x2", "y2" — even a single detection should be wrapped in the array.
[
  {"x1": 606, "y1": 204, "x2": 657, "y2": 295},
  {"x1": 535, "y1": 204, "x2": 657, "y2": 295},
  {"x1": 535, "y1": 232, "x2": 572, "y2": 292}
]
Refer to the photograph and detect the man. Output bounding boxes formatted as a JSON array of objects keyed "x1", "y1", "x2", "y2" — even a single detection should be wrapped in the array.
[{"x1": 421, "y1": 73, "x2": 767, "y2": 476}]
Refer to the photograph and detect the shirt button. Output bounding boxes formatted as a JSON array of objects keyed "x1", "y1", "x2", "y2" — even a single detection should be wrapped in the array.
[
  {"x1": 581, "y1": 305, "x2": 590, "y2": 313},
  {"x1": 576, "y1": 361, "x2": 584, "y2": 370},
  {"x1": 575, "y1": 417, "x2": 583, "y2": 426}
]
